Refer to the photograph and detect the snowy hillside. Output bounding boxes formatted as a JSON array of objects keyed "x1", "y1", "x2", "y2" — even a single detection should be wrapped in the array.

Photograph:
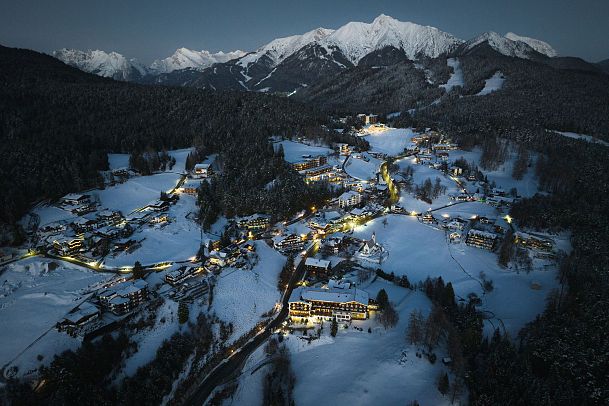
[
  {"x1": 321, "y1": 14, "x2": 462, "y2": 64},
  {"x1": 53, "y1": 48, "x2": 147, "y2": 81},
  {"x1": 505, "y1": 32, "x2": 557, "y2": 57},
  {"x1": 237, "y1": 27, "x2": 334, "y2": 68},
  {"x1": 149, "y1": 48, "x2": 245, "y2": 73},
  {"x1": 458, "y1": 31, "x2": 539, "y2": 59}
]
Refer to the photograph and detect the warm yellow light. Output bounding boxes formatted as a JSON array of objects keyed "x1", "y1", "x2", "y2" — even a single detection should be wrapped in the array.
[
  {"x1": 410, "y1": 211, "x2": 417, "y2": 216},
  {"x1": 504, "y1": 215, "x2": 513, "y2": 224}
]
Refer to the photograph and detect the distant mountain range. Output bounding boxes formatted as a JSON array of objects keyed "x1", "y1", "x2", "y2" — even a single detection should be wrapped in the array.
[{"x1": 54, "y1": 14, "x2": 602, "y2": 93}]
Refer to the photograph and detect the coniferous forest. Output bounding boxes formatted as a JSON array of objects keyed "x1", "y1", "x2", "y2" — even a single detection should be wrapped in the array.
[{"x1": 2, "y1": 37, "x2": 609, "y2": 405}]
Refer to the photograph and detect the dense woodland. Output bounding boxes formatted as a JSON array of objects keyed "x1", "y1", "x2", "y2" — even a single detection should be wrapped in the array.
[
  {"x1": 2, "y1": 43, "x2": 609, "y2": 404},
  {"x1": 0, "y1": 45, "x2": 340, "y2": 234}
]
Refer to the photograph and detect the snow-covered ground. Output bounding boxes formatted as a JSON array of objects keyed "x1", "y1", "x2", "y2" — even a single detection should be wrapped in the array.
[
  {"x1": 119, "y1": 299, "x2": 181, "y2": 378},
  {"x1": 364, "y1": 127, "x2": 417, "y2": 156},
  {"x1": 94, "y1": 172, "x2": 183, "y2": 214},
  {"x1": 0, "y1": 258, "x2": 112, "y2": 374},
  {"x1": 103, "y1": 194, "x2": 201, "y2": 267},
  {"x1": 275, "y1": 140, "x2": 333, "y2": 163},
  {"x1": 476, "y1": 71, "x2": 505, "y2": 96},
  {"x1": 440, "y1": 58, "x2": 464, "y2": 92},
  {"x1": 344, "y1": 153, "x2": 383, "y2": 181},
  {"x1": 396, "y1": 155, "x2": 462, "y2": 213},
  {"x1": 230, "y1": 281, "x2": 453, "y2": 406},
  {"x1": 447, "y1": 147, "x2": 539, "y2": 198},
  {"x1": 352, "y1": 215, "x2": 560, "y2": 337},
  {"x1": 211, "y1": 241, "x2": 286, "y2": 342},
  {"x1": 552, "y1": 130, "x2": 609, "y2": 147}
]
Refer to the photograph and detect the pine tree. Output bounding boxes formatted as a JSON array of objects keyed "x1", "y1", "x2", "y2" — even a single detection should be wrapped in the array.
[
  {"x1": 330, "y1": 319, "x2": 338, "y2": 337},
  {"x1": 376, "y1": 289, "x2": 389, "y2": 310},
  {"x1": 438, "y1": 372, "x2": 450, "y2": 395},
  {"x1": 178, "y1": 301, "x2": 189, "y2": 325},
  {"x1": 132, "y1": 261, "x2": 145, "y2": 279}
]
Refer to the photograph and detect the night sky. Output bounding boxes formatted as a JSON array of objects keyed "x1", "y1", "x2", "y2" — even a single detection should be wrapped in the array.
[{"x1": 1, "y1": 0, "x2": 607, "y2": 63}]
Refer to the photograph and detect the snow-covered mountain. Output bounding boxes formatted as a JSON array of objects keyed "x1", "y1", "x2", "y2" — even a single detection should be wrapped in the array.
[
  {"x1": 53, "y1": 49, "x2": 147, "y2": 81},
  {"x1": 150, "y1": 48, "x2": 245, "y2": 73},
  {"x1": 457, "y1": 31, "x2": 541, "y2": 59},
  {"x1": 505, "y1": 32, "x2": 557, "y2": 57},
  {"x1": 320, "y1": 14, "x2": 462, "y2": 64},
  {"x1": 54, "y1": 15, "x2": 562, "y2": 92},
  {"x1": 237, "y1": 28, "x2": 334, "y2": 69}
]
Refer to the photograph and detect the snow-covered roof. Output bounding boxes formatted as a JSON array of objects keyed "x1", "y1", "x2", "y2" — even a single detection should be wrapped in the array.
[
  {"x1": 339, "y1": 191, "x2": 360, "y2": 201},
  {"x1": 468, "y1": 229, "x2": 498, "y2": 239},
  {"x1": 194, "y1": 163, "x2": 211, "y2": 169},
  {"x1": 63, "y1": 302, "x2": 99, "y2": 323},
  {"x1": 300, "y1": 288, "x2": 369, "y2": 305},
  {"x1": 305, "y1": 258, "x2": 331, "y2": 269},
  {"x1": 62, "y1": 193, "x2": 88, "y2": 201}
]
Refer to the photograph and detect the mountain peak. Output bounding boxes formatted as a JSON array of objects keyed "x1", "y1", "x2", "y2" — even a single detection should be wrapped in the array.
[{"x1": 505, "y1": 32, "x2": 557, "y2": 57}]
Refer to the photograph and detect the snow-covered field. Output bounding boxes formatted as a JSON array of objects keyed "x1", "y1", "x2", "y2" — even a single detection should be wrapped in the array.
[
  {"x1": 447, "y1": 148, "x2": 539, "y2": 197},
  {"x1": 211, "y1": 241, "x2": 286, "y2": 342},
  {"x1": 441, "y1": 58, "x2": 464, "y2": 92},
  {"x1": 476, "y1": 71, "x2": 505, "y2": 96},
  {"x1": 103, "y1": 194, "x2": 201, "y2": 267},
  {"x1": 364, "y1": 127, "x2": 417, "y2": 156},
  {"x1": 344, "y1": 153, "x2": 383, "y2": 181},
  {"x1": 351, "y1": 215, "x2": 559, "y2": 336},
  {"x1": 275, "y1": 140, "x2": 333, "y2": 163},
  {"x1": 230, "y1": 282, "x2": 452, "y2": 406},
  {"x1": 94, "y1": 172, "x2": 183, "y2": 214},
  {"x1": 0, "y1": 258, "x2": 112, "y2": 374},
  {"x1": 396, "y1": 155, "x2": 462, "y2": 212}
]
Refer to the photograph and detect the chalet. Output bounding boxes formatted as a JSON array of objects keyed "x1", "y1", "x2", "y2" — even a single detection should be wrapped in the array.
[
  {"x1": 450, "y1": 166, "x2": 463, "y2": 176},
  {"x1": 57, "y1": 302, "x2": 100, "y2": 333},
  {"x1": 96, "y1": 210, "x2": 122, "y2": 226},
  {"x1": 273, "y1": 234, "x2": 305, "y2": 253},
  {"x1": 178, "y1": 179, "x2": 201, "y2": 195},
  {"x1": 357, "y1": 113, "x2": 378, "y2": 125},
  {"x1": 404, "y1": 142, "x2": 419, "y2": 154},
  {"x1": 113, "y1": 239, "x2": 138, "y2": 253},
  {"x1": 321, "y1": 236, "x2": 346, "y2": 254},
  {"x1": 71, "y1": 217, "x2": 98, "y2": 233},
  {"x1": 150, "y1": 214, "x2": 169, "y2": 224},
  {"x1": 436, "y1": 151, "x2": 449, "y2": 161},
  {"x1": 337, "y1": 143, "x2": 351, "y2": 156},
  {"x1": 39, "y1": 222, "x2": 66, "y2": 234},
  {"x1": 422, "y1": 211, "x2": 436, "y2": 224},
  {"x1": 445, "y1": 218, "x2": 466, "y2": 231},
  {"x1": 125, "y1": 211, "x2": 150, "y2": 225},
  {"x1": 449, "y1": 231, "x2": 462, "y2": 243},
  {"x1": 305, "y1": 257, "x2": 332, "y2": 277},
  {"x1": 292, "y1": 155, "x2": 328, "y2": 172},
  {"x1": 95, "y1": 225, "x2": 121, "y2": 239},
  {"x1": 309, "y1": 211, "x2": 342, "y2": 232},
  {"x1": 466, "y1": 229, "x2": 498, "y2": 250},
  {"x1": 338, "y1": 191, "x2": 362, "y2": 209},
  {"x1": 515, "y1": 232, "x2": 553, "y2": 252},
  {"x1": 493, "y1": 216, "x2": 510, "y2": 234},
  {"x1": 98, "y1": 279, "x2": 148, "y2": 315},
  {"x1": 411, "y1": 135, "x2": 431, "y2": 145},
  {"x1": 165, "y1": 266, "x2": 196, "y2": 286},
  {"x1": 53, "y1": 237, "x2": 83, "y2": 255},
  {"x1": 289, "y1": 287, "x2": 371, "y2": 321},
  {"x1": 302, "y1": 164, "x2": 333, "y2": 182},
  {"x1": 145, "y1": 200, "x2": 170, "y2": 212},
  {"x1": 194, "y1": 163, "x2": 212, "y2": 178},
  {"x1": 238, "y1": 214, "x2": 271, "y2": 231},
  {"x1": 71, "y1": 204, "x2": 96, "y2": 216},
  {"x1": 62, "y1": 193, "x2": 90, "y2": 206}
]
